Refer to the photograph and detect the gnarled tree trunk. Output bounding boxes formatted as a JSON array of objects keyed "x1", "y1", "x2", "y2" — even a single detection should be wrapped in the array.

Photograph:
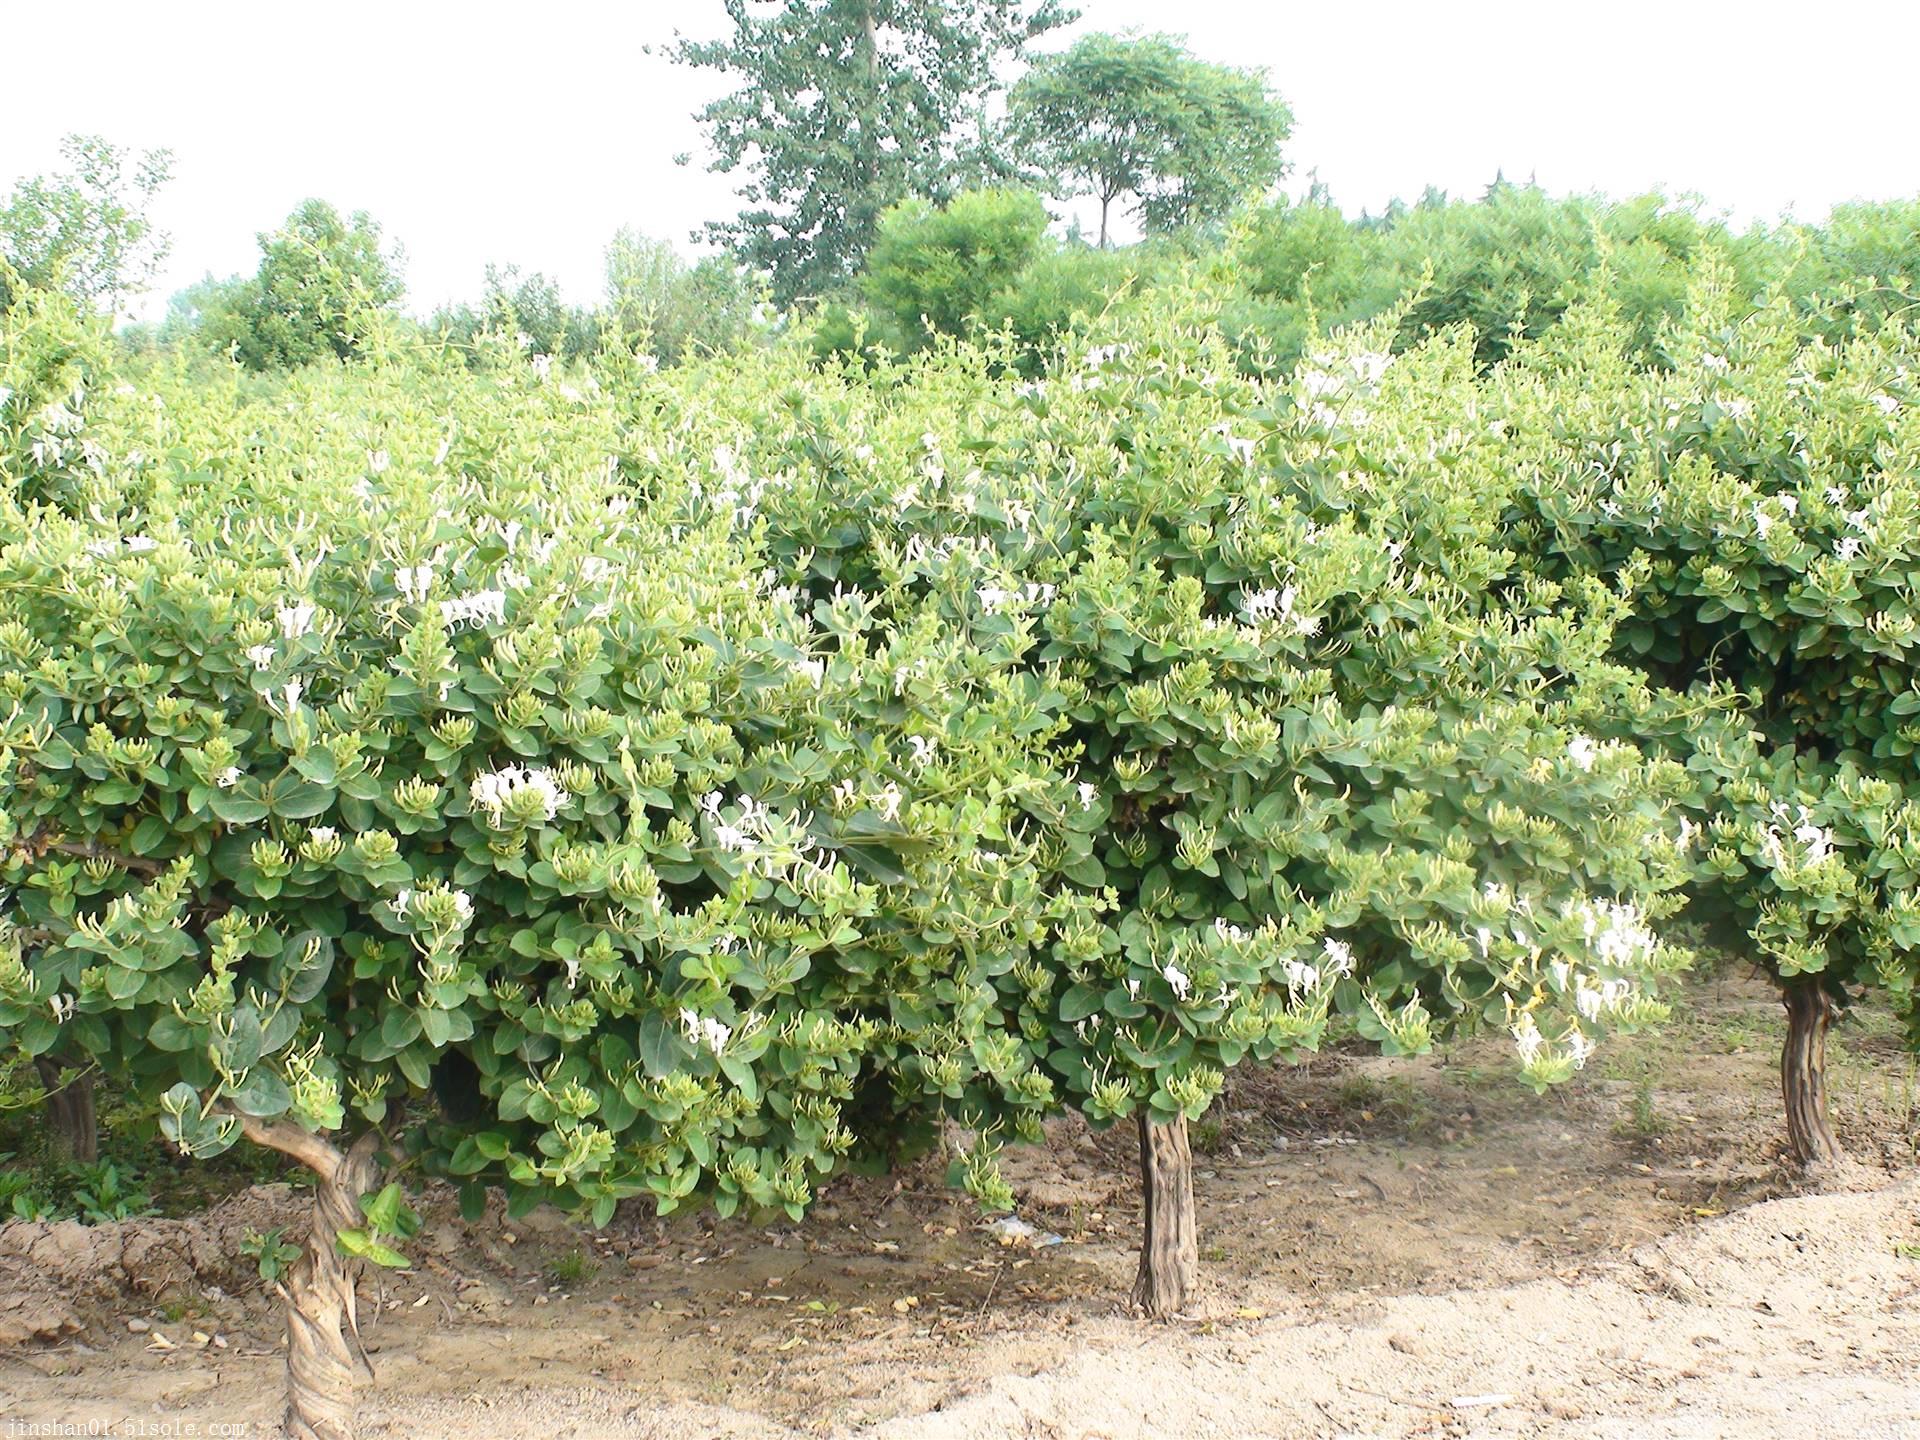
[
  {"x1": 230, "y1": 1114, "x2": 382, "y2": 1440},
  {"x1": 1781, "y1": 983, "x2": 1843, "y2": 1172},
  {"x1": 35, "y1": 1056, "x2": 97, "y2": 1164},
  {"x1": 1131, "y1": 1111, "x2": 1198, "y2": 1316}
]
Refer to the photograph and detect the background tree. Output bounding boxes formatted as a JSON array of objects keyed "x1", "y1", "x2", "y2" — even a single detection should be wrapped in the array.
[
  {"x1": 430, "y1": 264, "x2": 598, "y2": 362},
  {"x1": 0, "y1": 134, "x2": 173, "y2": 313},
  {"x1": 604, "y1": 227, "x2": 765, "y2": 365},
  {"x1": 1008, "y1": 32, "x2": 1291, "y2": 246},
  {"x1": 221, "y1": 200, "x2": 404, "y2": 370},
  {"x1": 671, "y1": 0, "x2": 1076, "y2": 305},
  {"x1": 860, "y1": 188, "x2": 1050, "y2": 341}
]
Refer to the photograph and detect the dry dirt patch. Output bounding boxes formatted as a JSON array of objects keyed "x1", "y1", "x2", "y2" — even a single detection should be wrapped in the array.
[{"x1": 3, "y1": 973, "x2": 1916, "y2": 1437}]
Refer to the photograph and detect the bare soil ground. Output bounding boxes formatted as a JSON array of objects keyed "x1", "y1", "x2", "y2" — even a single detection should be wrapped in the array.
[{"x1": 4, "y1": 971, "x2": 1917, "y2": 1438}]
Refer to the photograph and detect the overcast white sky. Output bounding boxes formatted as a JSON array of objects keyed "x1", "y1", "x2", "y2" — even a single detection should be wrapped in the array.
[{"x1": 5, "y1": 0, "x2": 1917, "y2": 322}]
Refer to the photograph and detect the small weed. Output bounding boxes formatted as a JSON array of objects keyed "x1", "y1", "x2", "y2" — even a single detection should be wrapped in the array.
[
  {"x1": 1199, "y1": 1243, "x2": 1228, "y2": 1263},
  {"x1": 547, "y1": 1245, "x2": 598, "y2": 1285},
  {"x1": 242, "y1": 1227, "x2": 303, "y2": 1286},
  {"x1": 1191, "y1": 1116, "x2": 1226, "y2": 1155},
  {"x1": 69, "y1": 1162, "x2": 156, "y2": 1223},
  {"x1": 1614, "y1": 1075, "x2": 1669, "y2": 1141}
]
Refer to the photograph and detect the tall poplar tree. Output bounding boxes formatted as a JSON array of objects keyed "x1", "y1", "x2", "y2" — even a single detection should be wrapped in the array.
[{"x1": 673, "y1": 0, "x2": 1075, "y2": 305}]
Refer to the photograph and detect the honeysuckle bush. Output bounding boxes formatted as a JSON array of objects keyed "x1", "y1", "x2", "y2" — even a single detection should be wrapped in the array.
[
  {"x1": 1, "y1": 262, "x2": 125, "y2": 516},
  {"x1": 1489, "y1": 263, "x2": 1920, "y2": 1055},
  {"x1": 0, "y1": 320, "x2": 1084, "y2": 1237},
  {"x1": 608, "y1": 287, "x2": 1702, "y2": 1188}
]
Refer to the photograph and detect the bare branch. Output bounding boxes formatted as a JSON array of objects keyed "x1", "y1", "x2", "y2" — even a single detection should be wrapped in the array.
[
  {"x1": 44, "y1": 838, "x2": 166, "y2": 878},
  {"x1": 223, "y1": 1109, "x2": 347, "y2": 1182}
]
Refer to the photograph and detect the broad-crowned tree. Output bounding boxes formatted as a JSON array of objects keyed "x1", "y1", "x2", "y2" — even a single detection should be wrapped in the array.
[{"x1": 1008, "y1": 33, "x2": 1291, "y2": 247}]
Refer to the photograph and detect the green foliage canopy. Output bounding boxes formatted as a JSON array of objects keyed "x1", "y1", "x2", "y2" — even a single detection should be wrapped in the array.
[
  {"x1": 673, "y1": 0, "x2": 1076, "y2": 304},
  {"x1": 0, "y1": 135, "x2": 173, "y2": 313},
  {"x1": 1008, "y1": 33, "x2": 1291, "y2": 246}
]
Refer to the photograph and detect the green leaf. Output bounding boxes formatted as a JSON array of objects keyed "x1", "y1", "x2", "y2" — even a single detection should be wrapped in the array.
[{"x1": 336, "y1": 1227, "x2": 410, "y2": 1269}]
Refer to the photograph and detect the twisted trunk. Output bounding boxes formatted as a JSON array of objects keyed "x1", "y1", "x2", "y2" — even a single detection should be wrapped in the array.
[
  {"x1": 35, "y1": 1057, "x2": 97, "y2": 1164},
  {"x1": 1781, "y1": 983, "x2": 1843, "y2": 1172},
  {"x1": 1130, "y1": 1111, "x2": 1198, "y2": 1316},
  {"x1": 230, "y1": 1114, "x2": 382, "y2": 1440}
]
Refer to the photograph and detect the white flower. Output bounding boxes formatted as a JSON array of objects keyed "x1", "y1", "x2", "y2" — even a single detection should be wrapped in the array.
[
  {"x1": 1575, "y1": 982, "x2": 1605, "y2": 1022},
  {"x1": 1566, "y1": 1028, "x2": 1595, "y2": 1069},
  {"x1": 1321, "y1": 937, "x2": 1355, "y2": 976},
  {"x1": 1702, "y1": 353, "x2": 1730, "y2": 373},
  {"x1": 395, "y1": 565, "x2": 434, "y2": 603},
  {"x1": 394, "y1": 889, "x2": 415, "y2": 918},
  {"x1": 309, "y1": 826, "x2": 338, "y2": 844},
  {"x1": 1836, "y1": 535, "x2": 1863, "y2": 562},
  {"x1": 530, "y1": 354, "x2": 552, "y2": 382},
  {"x1": 1282, "y1": 960, "x2": 1320, "y2": 992},
  {"x1": 278, "y1": 603, "x2": 317, "y2": 640},
  {"x1": 1566, "y1": 735, "x2": 1598, "y2": 772},
  {"x1": 435, "y1": 437, "x2": 452, "y2": 466},
  {"x1": 1078, "y1": 782, "x2": 1098, "y2": 812},
  {"x1": 215, "y1": 765, "x2": 242, "y2": 789},
  {"x1": 1752, "y1": 504, "x2": 1774, "y2": 538},
  {"x1": 1512, "y1": 1012, "x2": 1545, "y2": 1066},
  {"x1": 1242, "y1": 588, "x2": 1282, "y2": 622},
  {"x1": 246, "y1": 643, "x2": 277, "y2": 671},
  {"x1": 793, "y1": 658, "x2": 826, "y2": 688},
  {"x1": 1793, "y1": 820, "x2": 1835, "y2": 865},
  {"x1": 680, "y1": 1008, "x2": 731, "y2": 1053},
  {"x1": 1349, "y1": 351, "x2": 1392, "y2": 385},
  {"x1": 1825, "y1": 486, "x2": 1849, "y2": 506},
  {"x1": 1162, "y1": 963, "x2": 1191, "y2": 1001},
  {"x1": 443, "y1": 590, "x2": 507, "y2": 628},
  {"x1": 125, "y1": 535, "x2": 158, "y2": 553},
  {"x1": 876, "y1": 782, "x2": 903, "y2": 823},
  {"x1": 280, "y1": 678, "x2": 304, "y2": 713},
  {"x1": 1871, "y1": 393, "x2": 1899, "y2": 416},
  {"x1": 368, "y1": 449, "x2": 391, "y2": 474},
  {"x1": 701, "y1": 791, "x2": 724, "y2": 816},
  {"x1": 1300, "y1": 368, "x2": 1344, "y2": 400},
  {"x1": 470, "y1": 765, "x2": 568, "y2": 826},
  {"x1": 50, "y1": 993, "x2": 76, "y2": 1023},
  {"x1": 908, "y1": 735, "x2": 937, "y2": 769}
]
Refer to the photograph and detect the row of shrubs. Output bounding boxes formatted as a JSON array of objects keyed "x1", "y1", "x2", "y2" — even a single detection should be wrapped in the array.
[
  {"x1": 123, "y1": 183, "x2": 1920, "y2": 393},
  {"x1": 2, "y1": 252, "x2": 1915, "y2": 1435},
  {"x1": 819, "y1": 182, "x2": 1920, "y2": 376}
]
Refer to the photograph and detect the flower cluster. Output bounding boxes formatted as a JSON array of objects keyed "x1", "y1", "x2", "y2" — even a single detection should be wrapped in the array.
[{"x1": 470, "y1": 765, "x2": 568, "y2": 827}]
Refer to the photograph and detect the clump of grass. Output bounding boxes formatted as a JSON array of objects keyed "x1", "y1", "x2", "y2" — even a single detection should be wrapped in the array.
[
  {"x1": 1335, "y1": 1071, "x2": 1435, "y2": 1136},
  {"x1": 547, "y1": 1245, "x2": 597, "y2": 1286},
  {"x1": 1191, "y1": 1116, "x2": 1226, "y2": 1154}
]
